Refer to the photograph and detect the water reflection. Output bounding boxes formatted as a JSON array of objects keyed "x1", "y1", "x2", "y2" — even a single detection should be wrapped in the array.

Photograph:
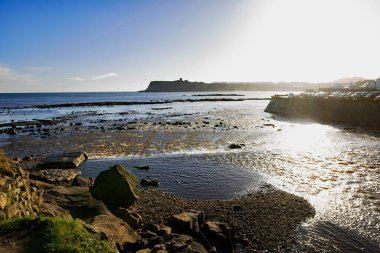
[{"x1": 277, "y1": 123, "x2": 334, "y2": 154}]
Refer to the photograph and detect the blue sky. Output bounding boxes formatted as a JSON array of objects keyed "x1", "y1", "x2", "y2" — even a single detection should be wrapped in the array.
[{"x1": 1, "y1": 0, "x2": 379, "y2": 92}]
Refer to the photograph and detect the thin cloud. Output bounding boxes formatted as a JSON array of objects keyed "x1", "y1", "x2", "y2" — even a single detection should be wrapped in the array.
[
  {"x1": 92, "y1": 73, "x2": 119, "y2": 80},
  {"x1": 0, "y1": 63, "x2": 35, "y2": 85},
  {"x1": 66, "y1": 72, "x2": 119, "y2": 82},
  {"x1": 23, "y1": 66, "x2": 53, "y2": 72}
]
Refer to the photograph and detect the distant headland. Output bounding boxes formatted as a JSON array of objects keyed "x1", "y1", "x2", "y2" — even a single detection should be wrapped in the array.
[
  {"x1": 143, "y1": 78, "x2": 317, "y2": 92},
  {"x1": 143, "y1": 77, "x2": 380, "y2": 92}
]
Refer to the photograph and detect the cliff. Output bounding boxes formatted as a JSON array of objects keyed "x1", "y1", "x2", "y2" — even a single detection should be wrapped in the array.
[
  {"x1": 144, "y1": 80, "x2": 316, "y2": 92},
  {"x1": 265, "y1": 96, "x2": 380, "y2": 128}
]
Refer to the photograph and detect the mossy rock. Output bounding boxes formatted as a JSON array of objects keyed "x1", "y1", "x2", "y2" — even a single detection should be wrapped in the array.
[
  {"x1": 90, "y1": 165, "x2": 139, "y2": 210},
  {"x1": 0, "y1": 217, "x2": 116, "y2": 253}
]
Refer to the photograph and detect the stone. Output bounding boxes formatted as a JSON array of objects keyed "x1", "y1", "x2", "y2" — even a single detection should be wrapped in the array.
[
  {"x1": 90, "y1": 214, "x2": 139, "y2": 249},
  {"x1": 187, "y1": 241, "x2": 208, "y2": 253},
  {"x1": 233, "y1": 205, "x2": 242, "y2": 211},
  {"x1": 43, "y1": 186, "x2": 110, "y2": 221},
  {"x1": 204, "y1": 221, "x2": 233, "y2": 252},
  {"x1": 0, "y1": 192, "x2": 7, "y2": 210},
  {"x1": 134, "y1": 165, "x2": 150, "y2": 170},
  {"x1": 5, "y1": 204, "x2": 19, "y2": 219},
  {"x1": 0, "y1": 210, "x2": 6, "y2": 221},
  {"x1": 6, "y1": 128, "x2": 16, "y2": 135},
  {"x1": 170, "y1": 211, "x2": 205, "y2": 235},
  {"x1": 22, "y1": 156, "x2": 33, "y2": 162},
  {"x1": 114, "y1": 207, "x2": 142, "y2": 229},
  {"x1": 30, "y1": 169, "x2": 81, "y2": 184},
  {"x1": 140, "y1": 179, "x2": 159, "y2": 187},
  {"x1": 72, "y1": 175, "x2": 93, "y2": 187},
  {"x1": 163, "y1": 233, "x2": 194, "y2": 252},
  {"x1": 36, "y1": 152, "x2": 88, "y2": 169},
  {"x1": 136, "y1": 249, "x2": 151, "y2": 253},
  {"x1": 140, "y1": 179, "x2": 150, "y2": 187},
  {"x1": 143, "y1": 223, "x2": 160, "y2": 233},
  {"x1": 39, "y1": 201, "x2": 72, "y2": 219},
  {"x1": 139, "y1": 231, "x2": 157, "y2": 238},
  {"x1": 157, "y1": 225, "x2": 172, "y2": 236},
  {"x1": 90, "y1": 164, "x2": 139, "y2": 210},
  {"x1": 228, "y1": 143, "x2": 242, "y2": 149}
]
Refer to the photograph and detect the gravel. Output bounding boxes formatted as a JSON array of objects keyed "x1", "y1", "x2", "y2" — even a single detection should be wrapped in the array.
[{"x1": 132, "y1": 189, "x2": 315, "y2": 252}]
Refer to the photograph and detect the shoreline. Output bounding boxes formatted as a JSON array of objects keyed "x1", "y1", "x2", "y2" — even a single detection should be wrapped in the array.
[{"x1": 132, "y1": 188, "x2": 315, "y2": 252}]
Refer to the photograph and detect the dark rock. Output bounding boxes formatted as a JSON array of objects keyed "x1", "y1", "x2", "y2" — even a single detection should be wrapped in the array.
[
  {"x1": 170, "y1": 211, "x2": 205, "y2": 235},
  {"x1": 204, "y1": 221, "x2": 234, "y2": 252},
  {"x1": 72, "y1": 175, "x2": 93, "y2": 187},
  {"x1": 143, "y1": 223, "x2": 160, "y2": 234},
  {"x1": 13, "y1": 157, "x2": 22, "y2": 162},
  {"x1": 6, "y1": 128, "x2": 16, "y2": 135},
  {"x1": 136, "y1": 249, "x2": 151, "y2": 253},
  {"x1": 36, "y1": 152, "x2": 88, "y2": 169},
  {"x1": 90, "y1": 164, "x2": 139, "y2": 210},
  {"x1": 114, "y1": 207, "x2": 142, "y2": 229},
  {"x1": 164, "y1": 233, "x2": 207, "y2": 253},
  {"x1": 134, "y1": 165, "x2": 150, "y2": 170},
  {"x1": 22, "y1": 156, "x2": 33, "y2": 162},
  {"x1": 140, "y1": 179, "x2": 159, "y2": 187},
  {"x1": 139, "y1": 231, "x2": 157, "y2": 238},
  {"x1": 157, "y1": 225, "x2": 172, "y2": 236},
  {"x1": 228, "y1": 144, "x2": 242, "y2": 149},
  {"x1": 233, "y1": 205, "x2": 242, "y2": 211}
]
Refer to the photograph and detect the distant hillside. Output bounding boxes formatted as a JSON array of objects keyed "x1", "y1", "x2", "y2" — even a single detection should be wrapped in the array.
[
  {"x1": 144, "y1": 79, "x2": 318, "y2": 92},
  {"x1": 333, "y1": 77, "x2": 365, "y2": 84}
]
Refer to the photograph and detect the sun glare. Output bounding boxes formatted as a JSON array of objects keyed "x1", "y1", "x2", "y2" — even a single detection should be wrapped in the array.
[{"x1": 279, "y1": 123, "x2": 333, "y2": 154}]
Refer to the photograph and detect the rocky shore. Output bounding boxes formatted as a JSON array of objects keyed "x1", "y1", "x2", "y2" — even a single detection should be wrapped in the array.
[{"x1": 0, "y1": 151, "x2": 315, "y2": 252}]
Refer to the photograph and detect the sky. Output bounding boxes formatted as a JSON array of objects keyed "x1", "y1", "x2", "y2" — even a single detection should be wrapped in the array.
[{"x1": 0, "y1": 0, "x2": 379, "y2": 92}]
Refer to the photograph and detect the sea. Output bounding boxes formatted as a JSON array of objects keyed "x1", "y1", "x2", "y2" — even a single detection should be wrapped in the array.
[{"x1": 1, "y1": 91, "x2": 379, "y2": 251}]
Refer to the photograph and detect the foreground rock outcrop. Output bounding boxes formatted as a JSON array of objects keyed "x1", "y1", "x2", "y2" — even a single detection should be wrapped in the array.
[{"x1": 0, "y1": 152, "x2": 43, "y2": 220}]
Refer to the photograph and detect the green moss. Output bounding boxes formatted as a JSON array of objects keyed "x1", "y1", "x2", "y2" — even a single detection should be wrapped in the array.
[
  {"x1": 41, "y1": 217, "x2": 115, "y2": 253},
  {"x1": 0, "y1": 217, "x2": 116, "y2": 253},
  {"x1": 0, "y1": 216, "x2": 34, "y2": 235}
]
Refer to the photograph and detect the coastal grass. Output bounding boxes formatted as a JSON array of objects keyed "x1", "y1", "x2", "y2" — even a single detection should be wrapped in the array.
[{"x1": 0, "y1": 217, "x2": 116, "y2": 253}]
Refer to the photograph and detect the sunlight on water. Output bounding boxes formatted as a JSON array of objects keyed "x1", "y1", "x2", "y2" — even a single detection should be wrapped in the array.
[{"x1": 278, "y1": 123, "x2": 333, "y2": 154}]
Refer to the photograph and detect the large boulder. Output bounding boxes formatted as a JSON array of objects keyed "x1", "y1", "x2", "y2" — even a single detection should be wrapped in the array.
[
  {"x1": 90, "y1": 214, "x2": 140, "y2": 250},
  {"x1": 90, "y1": 164, "x2": 139, "y2": 210}
]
